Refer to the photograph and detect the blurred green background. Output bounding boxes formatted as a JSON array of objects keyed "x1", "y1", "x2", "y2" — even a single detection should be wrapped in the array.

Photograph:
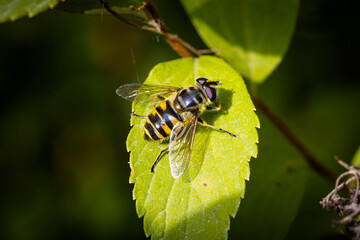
[{"x1": 0, "y1": 0, "x2": 358, "y2": 239}]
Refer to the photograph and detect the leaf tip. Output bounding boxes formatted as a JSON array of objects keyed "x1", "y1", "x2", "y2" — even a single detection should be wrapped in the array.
[
  {"x1": 49, "y1": 2, "x2": 58, "y2": 9},
  {"x1": 27, "y1": 12, "x2": 35, "y2": 18},
  {"x1": 9, "y1": 16, "x2": 17, "y2": 21}
]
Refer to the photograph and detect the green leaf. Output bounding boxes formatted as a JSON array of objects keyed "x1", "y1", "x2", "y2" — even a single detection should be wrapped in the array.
[
  {"x1": 55, "y1": 0, "x2": 146, "y2": 25},
  {"x1": 180, "y1": 0, "x2": 300, "y2": 83},
  {"x1": 126, "y1": 56, "x2": 259, "y2": 239},
  {"x1": 55, "y1": 0, "x2": 142, "y2": 13},
  {"x1": 351, "y1": 146, "x2": 360, "y2": 168},
  {"x1": 0, "y1": 0, "x2": 58, "y2": 23},
  {"x1": 230, "y1": 114, "x2": 308, "y2": 239}
]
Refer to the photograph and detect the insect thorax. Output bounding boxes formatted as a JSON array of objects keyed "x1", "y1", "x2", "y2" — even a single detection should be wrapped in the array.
[{"x1": 174, "y1": 86, "x2": 207, "y2": 112}]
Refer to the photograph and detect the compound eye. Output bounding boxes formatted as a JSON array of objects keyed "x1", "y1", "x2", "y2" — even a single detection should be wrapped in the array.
[
  {"x1": 196, "y1": 77, "x2": 208, "y2": 85},
  {"x1": 205, "y1": 87, "x2": 217, "y2": 102}
]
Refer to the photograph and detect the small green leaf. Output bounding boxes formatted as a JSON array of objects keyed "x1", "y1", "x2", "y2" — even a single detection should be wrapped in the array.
[
  {"x1": 181, "y1": 0, "x2": 300, "y2": 83},
  {"x1": 55, "y1": 0, "x2": 142, "y2": 13},
  {"x1": 0, "y1": 0, "x2": 58, "y2": 23},
  {"x1": 55, "y1": 0, "x2": 146, "y2": 25},
  {"x1": 126, "y1": 56, "x2": 259, "y2": 239},
  {"x1": 351, "y1": 146, "x2": 360, "y2": 168}
]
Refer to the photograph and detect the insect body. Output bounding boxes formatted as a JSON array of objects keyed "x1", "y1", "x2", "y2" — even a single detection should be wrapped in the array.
[
  {"x1": 144, "y1": 99, "x2": 182, "y2": 141},
  {"x1": 116, "y1": 77, "x2": 237, "y2": 178}
]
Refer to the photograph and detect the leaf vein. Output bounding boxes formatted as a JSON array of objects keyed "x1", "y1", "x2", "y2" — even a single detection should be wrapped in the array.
[{"x1": 163, "y1": 179, "x2": 176, "y2": 239}]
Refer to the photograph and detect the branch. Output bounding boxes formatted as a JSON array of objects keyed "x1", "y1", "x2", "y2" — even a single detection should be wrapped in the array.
[
  {"x1": 320, "y1": 157, "x2": 360, "y2": 239},
  {"x1": 99, "y1": 0, "x2": 202, "y2": 58},
  {"x1": 252, "y1": 97, "x2": 337, "y2": 183}
]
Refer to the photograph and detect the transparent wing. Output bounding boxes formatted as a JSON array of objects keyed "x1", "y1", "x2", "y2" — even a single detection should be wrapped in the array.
[
  {"x1": 169, "y1": 113, "x2": 198, "y2": 178},
  {"x1": 116, "y1": 83, "x2": 181, "y2": 103}
]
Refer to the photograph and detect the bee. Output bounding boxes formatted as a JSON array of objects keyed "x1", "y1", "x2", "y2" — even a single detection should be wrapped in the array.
[{"x1": 116, "y1": 77, "x2": 237, "y2": 178}]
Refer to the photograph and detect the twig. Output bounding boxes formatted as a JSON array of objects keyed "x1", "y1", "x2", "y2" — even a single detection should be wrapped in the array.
[
  {"x1": 335, "y1": 207, "x2": 360, "y2": 226},
  {"x1": 321, "y1": 176, "x2": 356, "y2": 208},
  {"x1": 99, "y1": 0, "x2": 203, "y2": 57},
  {"x1": 321, "y1": 157, "x2": 360, "y2": 239},
  {"x1": 252, "y1": 97, "x2": 337, "y2": 183}
]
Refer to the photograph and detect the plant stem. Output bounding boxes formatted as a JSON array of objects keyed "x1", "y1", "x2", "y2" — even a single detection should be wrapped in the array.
[
  {"x1": 99, "y1": 0, "x2": 200, "y2": 57},
  {"x1": 252, "y1": 97, "x2": 337, "y2": 183}
]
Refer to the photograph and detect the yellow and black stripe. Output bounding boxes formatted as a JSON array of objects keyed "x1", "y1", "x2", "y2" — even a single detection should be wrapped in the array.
[{"x1": 144, "y1": 100, "x2": 182, "y2": 140}]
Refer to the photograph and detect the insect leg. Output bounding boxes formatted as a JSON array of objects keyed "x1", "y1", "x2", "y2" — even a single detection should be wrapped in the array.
[
  {"x1": 131, "y1": 112, "x2": 147, "y2": 118},
  {"x1": 206, "y1": 105, "x2": 221, "y2": 111},
  {"x1": 198, "y1": 118, "x2": 237, "y2": 138},
  {"x1": 206, "y1": 100, "x2": 221, "y2": 111},
  {"x1": 151, "y1": 145, "x2": 169, "y2": 173}
]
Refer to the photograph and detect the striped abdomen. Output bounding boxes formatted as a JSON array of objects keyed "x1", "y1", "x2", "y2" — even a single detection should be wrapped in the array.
[{"x1": 144, "y1": 100, "x2": 182, "y2": 141}]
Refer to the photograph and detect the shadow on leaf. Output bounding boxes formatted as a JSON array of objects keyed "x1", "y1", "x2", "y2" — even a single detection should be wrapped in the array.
[{"x1": 200, "y1": 88, "x2": 234, "y2": 125}]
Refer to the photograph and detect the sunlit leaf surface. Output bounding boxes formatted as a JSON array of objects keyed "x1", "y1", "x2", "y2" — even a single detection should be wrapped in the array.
[
  {"x1": 126, "y1": 56, "x2": 259, "y2": 239},
  {"x1": 181, "y1": 0, "x2": 299, "y2": 83},
  {"x1": 351, "y1": 146, "x2": 360, "y2": 168},
  {"x1": 0, "y1": 0, "x2": 58, "y2": 23}
]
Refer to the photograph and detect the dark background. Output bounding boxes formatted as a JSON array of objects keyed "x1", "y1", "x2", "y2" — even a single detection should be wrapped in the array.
[{"x1": 0, "y1": 0, "x2": 359, "y2": 239}]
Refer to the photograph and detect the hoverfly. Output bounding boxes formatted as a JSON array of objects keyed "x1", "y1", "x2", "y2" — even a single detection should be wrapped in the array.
[{"x1": 116, "y1": 77, "x2": 237, "y2": 178}]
